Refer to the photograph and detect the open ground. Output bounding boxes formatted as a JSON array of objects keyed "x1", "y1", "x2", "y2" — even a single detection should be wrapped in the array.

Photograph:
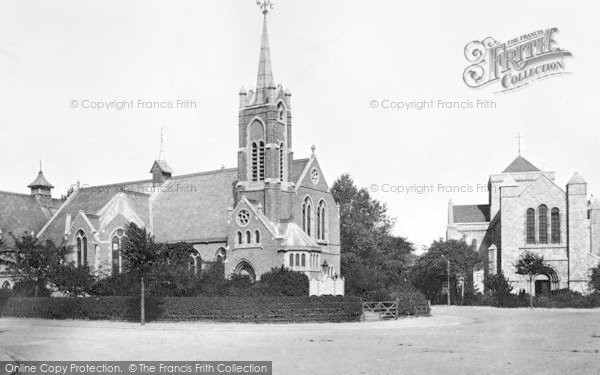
[{"x1": 1, "y1": 306, "x2": 599, "y2": 375}]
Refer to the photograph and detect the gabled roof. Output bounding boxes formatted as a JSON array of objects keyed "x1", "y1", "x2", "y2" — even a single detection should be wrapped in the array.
[
  {"x1": 0, "y1": 191, "x2": 62, "y2": 244},
  {"x1": 453, "y1": 204, "x2": 490, "y2": 223},
  {"x1": 279, "y1": 222, "x2": 320, "y2": 251},
  {"x1": 27, "y1": 171, "x2": 54, "y2": 189},
  {"x1": 502, "y1": 156, "x2": 540, "y2": 173},
  {"x1": 290, "y1": 158, "x2": 310, "y2": 184},
  {"x1": 37, "y1": 186, "x2": 149, "y2": 243},
  {"x1": 150, "y1": 160, "x2": 173, "y2": 174},
  {"x1": 568, "y1": 172, "x2": 586, "y2": 185}
]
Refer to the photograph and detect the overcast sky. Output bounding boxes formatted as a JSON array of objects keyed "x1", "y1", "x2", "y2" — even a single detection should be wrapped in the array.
[{"x1": 1, "y1": 0, "x2": 599, "y2": 251}]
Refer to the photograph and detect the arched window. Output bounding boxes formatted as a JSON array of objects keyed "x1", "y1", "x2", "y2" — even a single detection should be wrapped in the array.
[
  {"x1": 526, "y1": 208, "x2": 536, "y2": 244},
  {"x1": 237, "y1": 231, "x2": 243, "y2": 245},
  {"x1": 277, "y1": 103, "x2": 285, "y2": 121},
  {"x1": 255, "y1": 230, "x2": 260, "y2": 244},
  {"x1": 111, "y1": 228, "x2": 124, "y2": 275},
  {"x1": 279, "y1": 142, "x2": 285, "y2": 181},
  {"x1": 189, "y1": 255, "x2": 198, "y2": 275},
  {"x1": 302, "y1": 197, "x2": 312, "y2": 236},
  {"x1": 301, "y1": 253, "x2": 306, "y2": 267},
  {"x1": 259, "y1": 141, "x2": 265, "y2": 181},
  {"x1": 317, "y1": 200, "x2": 327, "y2": 241},
  {"x1": 216, "y1": 248, "x2": 226, "y2": 262},
  {"x1": 289, "y1": 253, "x2": 294, "y2": 267},
  {"x1": 551, "y1": 208, "x2": 561, "y2": 243},
  {"x1": 295, "y1": 253, "x2": 300, "y2": 267},
  {"x1": 251, "y1": 142, "x2": 258, "y2": 182},
  {"x1": 76, "y1": 230, "x2": 87, "y2": 267},
  {"x1": 539, "y1": 205, "x2": 548, "y2": 244},
  {"x1": 246, "y1": 230, "x2": 251, "y2": 244}
]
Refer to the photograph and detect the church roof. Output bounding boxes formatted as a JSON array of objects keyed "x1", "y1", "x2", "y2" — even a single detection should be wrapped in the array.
[
  {"x1": 27, "y1": 171, "x2": 54, "y2": 189},
  {"x1": 36, "y1": 159, "x2": 313, "y2": 245},
  {"x1": 0, "y1": 191, "x2": 62, "y2": 245},
  {"x1": 291, "y1": 158, "x2": 310, "y2": 184},
  {"x1": 567, "y1": 172, "x2": 586, "y2": 185},
  {"x1": 279, "y1": 222, "x2": 320, "y2": 250},
  {"x1": 453, "y1": 204, "x2": 490, "y2": 223},
  {"x1": 502, "y1": 156, "x2": 540, "y2": 173},
  {"x1": 151, "y1": 168, "x2": 238, "y2": 243},
  {"x1": 37, "y1": 185, "x2": 150, "y2": 243}
]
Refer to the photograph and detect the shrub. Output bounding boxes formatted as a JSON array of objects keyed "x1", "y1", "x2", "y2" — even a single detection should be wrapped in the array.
[
  {"x1": 0, "y1": 296, "x2": 362, "y2": 322},
  {"x1": 257, "y1": 267, "x2": 309, "y2": 296}
]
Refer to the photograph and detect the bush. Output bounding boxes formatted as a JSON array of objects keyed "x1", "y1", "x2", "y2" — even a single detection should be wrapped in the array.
[
  {"x1": 0, "y1": 296, "x2": 362, "y2": 322},
  {"x1": 257, "y1": 267, "x2": 309, "y2": 296}
]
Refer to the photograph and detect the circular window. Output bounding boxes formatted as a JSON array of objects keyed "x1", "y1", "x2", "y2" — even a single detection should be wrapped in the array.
[
  {"x1": 237, "y1": 209, "x2": 250, "y2": 226},
  {"x1": 310, "y1": 168, "x2": 320, "y2": 184}
]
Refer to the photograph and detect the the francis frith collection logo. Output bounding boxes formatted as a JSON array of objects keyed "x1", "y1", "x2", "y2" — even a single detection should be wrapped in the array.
[{"x1": 463, "y1": 28, "x2": 572, "y2": 92}]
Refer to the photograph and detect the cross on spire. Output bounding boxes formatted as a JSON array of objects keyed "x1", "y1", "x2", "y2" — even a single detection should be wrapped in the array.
[{"x1": 516, "y1": 132, "x2": 522, "y2": 156}]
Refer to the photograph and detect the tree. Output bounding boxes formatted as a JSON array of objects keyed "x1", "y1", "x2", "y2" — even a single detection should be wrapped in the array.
[
  {"x1": 331, "y1": 174, "x2": 415, "y2": 298},
  {"x1": 589, "y1": 263, "x2": 600, "y2": 293},
  {"x1": 514, "y1": 251, "x2": 547, "y2": 308},
  {"x1": 483, "y1": 273, "x2": 513, "y2": 305},
  {"x1": 0, "y1": 232, "x2": 67, "y2": 297},
  {"x1": 120, "y1": 223, "x2": 162, "y2": 324},
  {"x1": 410, "y1": 239, "x2": 480, "y2": 303}
]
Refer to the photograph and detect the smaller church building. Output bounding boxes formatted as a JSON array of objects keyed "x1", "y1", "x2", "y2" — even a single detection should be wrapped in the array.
[{"x1": 447, "y1": 155, "x2": 600, "y2": 295}]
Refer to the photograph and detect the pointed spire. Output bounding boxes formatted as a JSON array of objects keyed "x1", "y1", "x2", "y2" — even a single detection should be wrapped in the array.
[{"x1": 255, "y1": 1, "x2": 275, "y2": 104}]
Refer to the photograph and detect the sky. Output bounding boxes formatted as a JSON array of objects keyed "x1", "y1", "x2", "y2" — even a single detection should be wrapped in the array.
[{"x1": 1, "y1": 0, "x2": 599, "y2": 251}]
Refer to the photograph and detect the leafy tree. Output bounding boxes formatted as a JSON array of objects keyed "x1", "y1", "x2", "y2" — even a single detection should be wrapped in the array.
[
  {"x1": 589, "y1": 263, "x2": 600, "y2": 293},
  {"x1": 0, "y1": 233, "x2": 65, "y2": 297},
  {"x1": 331, "y1": 174, "x2": 414, "y2": 298},
  {"x1": 514, "y1": 251, "x2": 547, "y2": 308},
  {"x1": 410, "y1": 239, "x2": 480, "y2": 303},
  {"x1": 120, "y1": 223, "x2": 162, "y2": 324},
  {"x1": 483, "y1": 273, "x2": 513, "y2": 306}
]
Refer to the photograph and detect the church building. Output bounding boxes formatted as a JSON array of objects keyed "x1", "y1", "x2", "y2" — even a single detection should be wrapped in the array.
[
  {"x1": 0, "y1": 6, "x2": 343, "y2": 295},
  {"x1": 447, "y1": 155, "x2": 600, "y2": 295}
]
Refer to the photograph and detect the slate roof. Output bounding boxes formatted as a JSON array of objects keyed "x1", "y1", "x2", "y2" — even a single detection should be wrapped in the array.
[
  {"x1": 502, "y1": 156, "x2": 540, "y2": 173},
  {"x1": 33, "y1": 158, "x2": 314, "y2": 245},
  {"x1": 0, "y1": 191, "x2": 62, "y2": 244},
  {"x1": 151, "y1": 168, "x2": 238, "y2": 243},
  {"x1": 279, "y1": 222, "x2": 320, "y2": 250},
  {"x1": 37, "y1": 186, "x2": 149, "y2": 243},
  {"x1": 453, "y1": 204, "x2": 490, "y2": 223},
  {"x1": 27, "y1": 171, "x2": 54, "y2": 188},
  {"x1": 291, "y1": 158, "x2": 310, "y2": 184},
  {"x1": 150, "y1": 160, "x2": 173, "y2": 174}
]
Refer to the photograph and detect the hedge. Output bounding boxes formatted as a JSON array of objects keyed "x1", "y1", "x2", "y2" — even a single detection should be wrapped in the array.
[
  {"x1": 470, "y1": 291, "x2": 600, "y2": 308},
  {"x1": 0, "y1": 296, "x2": 363, "y2": 323}
]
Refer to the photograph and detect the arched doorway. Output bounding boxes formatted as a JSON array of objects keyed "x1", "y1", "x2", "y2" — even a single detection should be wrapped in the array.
[
  {"x1": 234, "y1": 260, "x2": 256, "y2": 283},
  {"x1": 534, "y1": 266, "x2": 560, "y2": 295}
]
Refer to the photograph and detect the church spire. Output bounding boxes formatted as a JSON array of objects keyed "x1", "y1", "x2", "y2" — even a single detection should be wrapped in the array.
[{"x1": 255, "y1": 0, "x2": 275, "y2": 104}]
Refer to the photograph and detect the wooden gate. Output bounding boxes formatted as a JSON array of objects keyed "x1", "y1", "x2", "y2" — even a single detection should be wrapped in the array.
[{"x1": 361, "y1": 300, "x2": 399, "y2": 320}]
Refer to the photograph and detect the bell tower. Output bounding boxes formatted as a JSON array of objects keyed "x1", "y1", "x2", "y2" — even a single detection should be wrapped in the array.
[{"x1": 236, "y1": 1, "x2": 294, "y2": 222}]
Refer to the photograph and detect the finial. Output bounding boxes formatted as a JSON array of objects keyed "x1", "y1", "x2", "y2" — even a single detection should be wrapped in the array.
[
  {"x1": 158, "y1": 127, "x2": 166, "y2": 161},
  {"x1": 516, "y1": 132, "x2": 522, "y2": 156},
  {"x1": 39, "y1": 160, "x2": 42, "y2": 172},
  {"x1": 257, "y1": 0, "x2": 274, "y2": 15},
  {"x1": 311, "y1": 145, "x2": 316, "y2": 156}
]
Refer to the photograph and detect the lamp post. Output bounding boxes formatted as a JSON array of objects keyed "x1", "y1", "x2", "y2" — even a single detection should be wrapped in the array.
[{"x1": 446, "y1": 257, "x2": 451, "y2": 306}]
